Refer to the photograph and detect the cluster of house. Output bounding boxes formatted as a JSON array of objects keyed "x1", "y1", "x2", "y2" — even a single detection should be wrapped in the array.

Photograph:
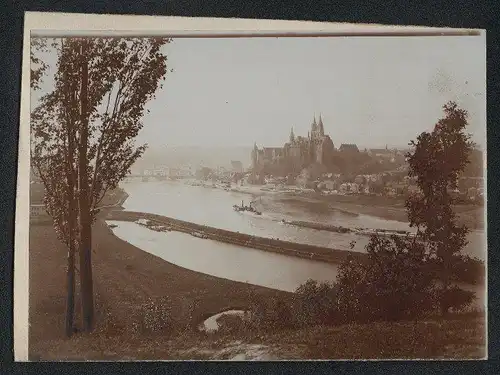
[
  {"x1": 194, "y1": 161, "x2": 246, "y2": 182},
  {"x1": 142, "y1": 166, "x2": 194, "y2": 178},
  {"x1": 314, "y1": 172, "x2": 484, "y2": 201}
]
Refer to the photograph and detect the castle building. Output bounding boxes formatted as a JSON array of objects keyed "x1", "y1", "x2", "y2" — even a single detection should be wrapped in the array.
[{"x1": 251, "y1": 115, "x2": 335, "y2": 172}]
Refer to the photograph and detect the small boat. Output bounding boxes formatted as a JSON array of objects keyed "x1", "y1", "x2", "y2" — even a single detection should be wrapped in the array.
[{"x1": 233, "y1": 200, "x2": 262, "y2": 215}]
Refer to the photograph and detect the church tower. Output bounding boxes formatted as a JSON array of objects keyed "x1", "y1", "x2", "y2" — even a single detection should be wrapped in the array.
[
  {"x1": 311, "y1": 115, "x2": 318, "y2": 138},
  {"x1": 290, "y1": 127, "x2": 295, "y2": 143},
  {"x1": 318, "y1": 114, "x2": 324, "y2": 137}
]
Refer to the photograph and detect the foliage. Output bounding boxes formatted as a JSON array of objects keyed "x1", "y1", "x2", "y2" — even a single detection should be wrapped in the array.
[
  {"x1": 439, "y1": 286, "x2": 476, "y2": 313},
  {"x1": 337, "y1": 236, "x2": 437, "y2": 322},
  {"x1": 294, "y1": 279, "x2": 339, "y2": 326},
  {"x1": 215, "y1": 314, "x2": 249, "y2": 335},
  {"x1": 31, "y1": 37, "x2": 170, "y2": 332},
  {"x1": 242, "y1": 103, "x2": 481, "y2": 332},
  {"x1": 30, "y1": 38, "x2": 49, "y2": 90},
  {"x1": 32, "y1": 36, "x2": 169, "y2": 247},
  {"x1": 448, "y1": 255, "x2": 485, "y2": 285},
  {"x1": 463, "y1": 148, "x2": 484, "y2": 178},
  {"x1": 247, "y1": 296, "x2": 294, "y2": 331},
  {"x1": 405, "y1": 101, "x2": 476, "y2": 314}
]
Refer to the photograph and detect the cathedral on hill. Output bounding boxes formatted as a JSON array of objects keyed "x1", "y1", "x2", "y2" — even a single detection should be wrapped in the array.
[{"x1": 251, "y1": 115, "x2": 335, "y2": 173}]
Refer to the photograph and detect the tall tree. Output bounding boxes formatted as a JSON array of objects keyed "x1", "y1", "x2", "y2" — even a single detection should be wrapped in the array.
[
  {"x1": 405, "y1": 101, "x2": 474, "y2": 315},
  {"x1": 31, "y1": 37, "x2": 79, "y2": 337},
  {"x1": 30, "y1": 38, "x2": 48, "y2": 90},
  {"x1": 31, "y1": 37, "x2": 170, "y2": 332}
]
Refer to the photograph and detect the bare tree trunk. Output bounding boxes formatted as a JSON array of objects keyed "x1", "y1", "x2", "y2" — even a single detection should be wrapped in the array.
[
  {"x1": 78, "y1": 40, "x2": 94, "y2": 332},
  {"x1": 65, "y1": 144, "x2": 76, "y2": 337},
  {"x1": 64, "y1": 37, "x2": 77, "y2": 337},
  {"x1": 65, "y1": 244, "x2": 75, "y2": 336}
]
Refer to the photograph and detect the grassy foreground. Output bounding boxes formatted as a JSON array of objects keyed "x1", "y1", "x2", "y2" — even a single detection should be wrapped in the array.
[
  {"x1": 29, "y1": 215, "x2": 485, "y2": 360},
  {"x1": 29, "y1": 216, "x2": 288, "y2": 360}
]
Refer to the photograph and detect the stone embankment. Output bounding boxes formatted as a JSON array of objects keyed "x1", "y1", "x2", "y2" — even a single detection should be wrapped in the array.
[{"x1": 106, "y1": 210, "x2": 366, "y2": 265}]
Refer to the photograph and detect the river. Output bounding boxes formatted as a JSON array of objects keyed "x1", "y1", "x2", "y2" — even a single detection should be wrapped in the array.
[
  {"x1": 108, "y1": 179, "x2": 485, "y2": 309},
  {"x1": 107, "y1": 220, "x2": 340, "y2": 293},
  {"x1": 118, "y1": 180, "x2": 485, "y2": 259}
]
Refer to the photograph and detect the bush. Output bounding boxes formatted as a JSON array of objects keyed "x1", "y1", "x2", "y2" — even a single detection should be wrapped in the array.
[
  {"x1": 439, "y1": 286, "x2": 476, "y2": 313},
  {"x1": 336, "y1": 235, "x2": 438, "y2": 323},
  {"x1": 243, "y1": 236, "x2": 478, "y2": 333},
  {"x1": 247, "y1": 296, "x2": 294, "y2": 331},
  {"x1": 336, "y1": 256, "x2": 370, "y2": 323},
  {"x1": 450, "y1": 255, "x2": 485, "y2": 285},
  {"x1": 294, "y1": 279, "x2": 340, "y2": 327}
]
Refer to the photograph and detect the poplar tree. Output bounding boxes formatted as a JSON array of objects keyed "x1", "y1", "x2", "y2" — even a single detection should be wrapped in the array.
[{"x1": 31, "y1": 37, "x2": 170, "y2": 332}]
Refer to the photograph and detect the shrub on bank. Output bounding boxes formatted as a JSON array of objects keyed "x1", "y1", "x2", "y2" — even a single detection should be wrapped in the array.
[
  {"x1": 244, "y1": 233, "x2": 477, "y2": 333},
  {"x1": 447, "y1": 255, "x2": 485, "y2": 285},
  {"x1": 337, "y1": 235, "x2": 438, "y2": 322},
  {"x1": 294, "y1": 280, "x2": 340, "y2": 327},
  {"x1": 438, "y1": 286, "x2": 476, "y2": 314},
  {"x1": 248, "y1": 296, "x2": 295, "y2": 330}
]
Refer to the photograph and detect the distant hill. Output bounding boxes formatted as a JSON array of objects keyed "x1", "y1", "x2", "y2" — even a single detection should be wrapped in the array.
[{"x1": 130, "y1": 145, "x2": 253, "y2": 173}]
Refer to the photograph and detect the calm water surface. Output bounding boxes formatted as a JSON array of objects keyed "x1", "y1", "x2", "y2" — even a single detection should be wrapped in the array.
[
  {"x1": 120, "y1": 180, "x2": 485, "y2": 259},
  {"x1": 107, "y1": 220, "x2": 484, "y2": 310},
  {"x1": 107, "y1": 220, "x2": 340, "y2": 293}
]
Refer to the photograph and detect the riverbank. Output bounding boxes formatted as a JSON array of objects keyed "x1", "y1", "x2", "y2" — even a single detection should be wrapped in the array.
[
  {"x1": 276, "y1": 192, "x2": 485, "y2": 230},
  {"x1": 29, "y1": 217, "x2": 485, "y2": 360},
  {"x1": 29, "y1": 217, "x2": 290, "y2": 360},
  {"x1": 106, "y1": 210, "x2": 367, "y2": 264},
  {"x1": 184, "y1": 180, "x2": 485, "y2": 230}
]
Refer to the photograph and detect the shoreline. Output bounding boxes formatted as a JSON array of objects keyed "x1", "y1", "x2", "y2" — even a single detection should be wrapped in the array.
[
  {"x1": 29, "y1": 215, "x2": 290, "y2": 360},
  {"x1": 29, "y1": 201, "x2": 485, "y2": 360},
  {"x1": 106, "y1": 209, "x2": 367, "y2": 265},
  {"x1": 277, "y1": 191, "x2": 485, "y2": 230},
  {"x1": 106, "y1": 209, "x2": 484, "y2": 286},
  {"x1": 29, "y1": 212, "x2": 486, "y2": 360},
  {"x1": 180, "y1": 180, "x2": 485, "y2": 230}
]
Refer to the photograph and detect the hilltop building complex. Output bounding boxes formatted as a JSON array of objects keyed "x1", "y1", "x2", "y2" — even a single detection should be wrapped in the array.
[{"x1": 251, "y1": 115, "x2": 336, "y2": 172}]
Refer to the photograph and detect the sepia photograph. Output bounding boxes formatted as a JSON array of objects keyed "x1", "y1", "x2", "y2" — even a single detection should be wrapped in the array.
[{"x1": 18, "y1": 14, "x2": 486, "y2": 361}]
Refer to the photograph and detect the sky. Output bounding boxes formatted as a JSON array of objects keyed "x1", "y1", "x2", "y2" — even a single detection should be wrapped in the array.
[{"x1": 33, "y1": 35, "x2": 486, "y2": 150}]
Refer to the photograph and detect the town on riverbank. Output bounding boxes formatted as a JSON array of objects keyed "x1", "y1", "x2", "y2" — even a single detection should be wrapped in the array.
[
  {"x1": 25, "y1": 31, "x2": 486, "y2": 361},
  {"x1": 134, "y1": 130, "x2": 484, "y2": 231}
]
